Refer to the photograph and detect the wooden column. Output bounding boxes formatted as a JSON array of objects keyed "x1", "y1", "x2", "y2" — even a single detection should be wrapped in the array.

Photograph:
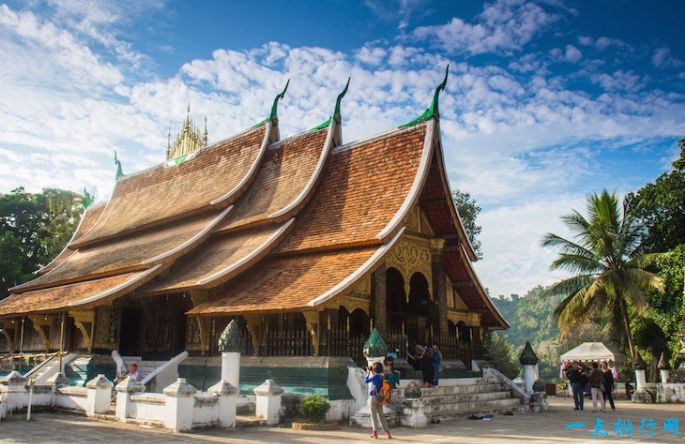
[
  {"x1": 303, "y1": 310, "x2": 321, "y2": 357},
  {"x1": 372, "y1": 264, "x2": 387, "y2": 336},
  {"x1": 190, "y1": 291, "x2": 211, "y2": 356},
  {"x1": 431, "y1": 239, "x2": 449, "y2": 339},
  {"x1": 28, "y1": 315, "x2": 54, "y2": 352},
  {"x1": 242, "y1": 314, "x2": 262, "y2": 356},
  {"x1": 68, "y1": 310, "x2": 95, "y2": 353}
]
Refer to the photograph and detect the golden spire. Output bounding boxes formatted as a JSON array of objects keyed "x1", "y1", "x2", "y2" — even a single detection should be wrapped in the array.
[{"x1": 167, "y1": 104, "x2": 207, "y2": 161}]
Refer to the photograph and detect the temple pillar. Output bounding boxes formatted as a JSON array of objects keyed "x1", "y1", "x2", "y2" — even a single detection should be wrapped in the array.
[
  {"x1": 372, "y1": 263, "x2": 387, "y2": 336},
  {"x1": 242, "y1": 314, "x2": 262, "y2": 356},
  {"x1": 190, "y1": 291, "x2": 211, "y2": 355},
  {"x1": 431, "y1": 239, "x2": 449, "y2": 339},
  {"x1": 302, "y1": 310, "x2": 321, "y2": 357},
  {"x1": 471, "y1": 326, "x2": 483, "y2": 360}
]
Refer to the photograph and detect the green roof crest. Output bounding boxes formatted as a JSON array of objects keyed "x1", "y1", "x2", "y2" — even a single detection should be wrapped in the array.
[
  {"x1": 399, "y1": 65, "x2": 449, "y2": 129},
  {"x1": 310, "y1": 77, "x2": 351, "y2": 131}
]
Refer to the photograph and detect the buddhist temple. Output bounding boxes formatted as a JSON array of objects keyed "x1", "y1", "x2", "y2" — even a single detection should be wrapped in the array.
[{"x1": 0, "y1": 70, "x2": 507, "y2": 395}]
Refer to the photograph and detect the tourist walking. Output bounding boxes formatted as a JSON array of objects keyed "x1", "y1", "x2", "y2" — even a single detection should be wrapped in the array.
[
  {"x1": 601, "y1": 361, "x2": 616, "y2": 411},
  {"x1": 431, "y1": 343, "x2": 442, "y2": 387},
  {"x1": 565, "y1": 361, "x2": 585, "y2": 410},
  {"x1": 365, "y1": 362, "x2": 392, "y2": 439},
  {"x1": 586, "y1": 362, "x2": 605, "y2": 412}
]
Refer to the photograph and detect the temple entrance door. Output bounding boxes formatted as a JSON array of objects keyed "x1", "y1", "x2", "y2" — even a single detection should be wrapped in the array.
[
  {"x1": 119, "y1": 307, "x2": 141, "y2": 356},
  {"x1": 385, "y1": 268, "x2": 433, "y2": 349}
]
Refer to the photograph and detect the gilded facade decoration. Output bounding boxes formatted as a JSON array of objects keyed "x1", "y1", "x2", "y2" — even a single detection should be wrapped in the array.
[
  {"x1": 28, "y1": 315, "x2": 54, "y2": 352},
  {"x1": 447, "y1": 310, "x2": 481, "y2": 326},
  {"x1": 93, "y1": 305, "x2": 119, "y2": 350},
  {"x1": 384, "y1": 234, "x2": 433, "y2": 297},
  {"x1": 68, "y1": 310, "x2": 95, "y2": 352}
]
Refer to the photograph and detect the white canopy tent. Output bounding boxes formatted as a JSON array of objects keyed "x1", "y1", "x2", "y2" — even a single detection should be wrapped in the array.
[{"x1": 560, "y1": 342, "x2": 625, "y2": 363}]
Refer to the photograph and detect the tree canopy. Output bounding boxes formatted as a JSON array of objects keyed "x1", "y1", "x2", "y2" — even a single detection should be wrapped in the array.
[
  {"x1": 0, "y1": 188, "x2": 84, "y2": 299},
  {"x1": 452, "y1": 190, "x2": 483, "y2": 258}
]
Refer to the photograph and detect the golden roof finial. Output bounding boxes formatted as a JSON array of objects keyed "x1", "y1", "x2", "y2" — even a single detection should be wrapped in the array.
[{"x1": 166, "y1": 105, "x2": 207, "y2": 161}]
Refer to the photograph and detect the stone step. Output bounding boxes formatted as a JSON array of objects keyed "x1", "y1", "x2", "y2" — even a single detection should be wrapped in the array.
[
  {"x1": 404, "y1": 391, "x2": 513, "y2": 406},
  {"x1": 394, "y1": 383, "x2": 506, "y2": 397},
  {"x1": 236, "y1": 415, "x2": 267, "y2": 427},
  {"x1": 407, "y1": 397, "x2": 523, "y2": 418}
]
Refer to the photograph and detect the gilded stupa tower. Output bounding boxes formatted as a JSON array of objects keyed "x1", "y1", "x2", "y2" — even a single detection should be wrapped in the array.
[{"x1": 166, "y1": 104, "x2": 208, "y2": 160}]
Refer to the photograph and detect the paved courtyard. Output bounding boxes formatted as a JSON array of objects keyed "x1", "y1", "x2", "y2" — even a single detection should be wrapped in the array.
[{"x1": 1, "y1": 398, "x2": 684, "y2": 443}]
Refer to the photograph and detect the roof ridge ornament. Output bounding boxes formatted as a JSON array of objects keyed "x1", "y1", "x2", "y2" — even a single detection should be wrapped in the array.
[
  {"x1": 311, "y1": 77, "x2": 351, "y2": 131},
  {"x1": 399, "y1": 65, "x2": 449, "y2": 129},
  {"x1": 82, "y1": 187, "x2": 94, "y2": 209},
  {"x1": 252, "y1": 79, "x2": 290, "y2": 129},
  {"x1": 114, "y1": 151, "x2": 124, "y2": 180}
]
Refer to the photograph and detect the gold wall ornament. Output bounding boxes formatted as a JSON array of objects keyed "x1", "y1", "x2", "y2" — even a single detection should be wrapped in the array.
[
  {"x1": 28, "y1": 315, "x2": 54, "y2": 352},
  {"x1": 302, "y1": 310, "x2": 320, "y2": 357},
  {"x1": 384, "y1": 234, "x2": 433, "y2": 297},
  {"x1": 447, "y1": 310, "x2": 481, "y2": 326},
  {"x1": 93, "y1": 305, "x2": 119, "y2": 349},
  {"x1": 0, "y1": 321, "x2": 16, "y2": 351},
  {"x1": 68, "y1": 310, "x2": 95, "y2": 352}
]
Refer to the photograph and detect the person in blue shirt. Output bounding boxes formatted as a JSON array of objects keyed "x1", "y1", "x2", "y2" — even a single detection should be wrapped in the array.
[
  {"x1": 432, "y1": 343, "x2": 442, "y2": 387},
  {"x1": 365, "y1": 361, "x2": 392, "y2": 439}
]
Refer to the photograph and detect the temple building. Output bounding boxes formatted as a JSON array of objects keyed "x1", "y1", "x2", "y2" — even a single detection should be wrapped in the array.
[{"x1": 0, "y1": 71, "x2": 507, "y2": 394}]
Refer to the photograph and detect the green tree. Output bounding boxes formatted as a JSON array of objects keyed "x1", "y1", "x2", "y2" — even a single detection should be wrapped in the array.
[
  {"x1": 541, "y1": 190, "x2": 665, "y2": 359},
  {"x1": 483, "y1": 331, "x2": 519, "y2": 379},
  {"x1": 0, "y1": 187, "x2": 84, "y2": 299},
  {"x1": 628, "y1": 137, "x2": 685, "y2": 253},
  {"x1": 452, "y1": 190, "x2": 483, "y2": 258}
]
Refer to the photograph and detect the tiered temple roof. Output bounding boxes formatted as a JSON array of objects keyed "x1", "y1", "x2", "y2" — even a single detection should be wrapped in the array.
[{"x1": 0, "y1": 75, "x2": 507, "y2": 329}]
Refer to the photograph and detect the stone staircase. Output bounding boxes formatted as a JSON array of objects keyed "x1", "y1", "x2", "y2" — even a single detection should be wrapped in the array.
[{"x1": 352, "y1": 376, "x2": 527, "y2": 427}]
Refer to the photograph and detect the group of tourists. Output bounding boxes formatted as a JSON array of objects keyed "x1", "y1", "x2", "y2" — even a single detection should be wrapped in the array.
[
  {"x1": 407, "y1": 343, "x2": 443, "y2": 388},
  {"x1": 562, "y1": 360, "x2": 618, "y2": 412}
]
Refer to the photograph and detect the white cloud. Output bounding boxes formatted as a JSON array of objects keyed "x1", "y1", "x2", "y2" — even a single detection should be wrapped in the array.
[
  {"x1": 652, "y1": 46, "x2": 684, "y2": 68},
  {"x1": 474, "y1": 195, "x2": 586, "y2": 297},
  {"x1": 549, "y1": 44, "x2": 582, "y2": 63},
  {"x1": 413, "y1": 0, "x2": 558, "y2": 55}
]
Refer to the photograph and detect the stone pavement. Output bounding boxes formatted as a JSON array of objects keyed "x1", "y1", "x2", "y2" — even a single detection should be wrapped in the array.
[{"x1": 1, "y1": 398, "x2": 684, "y2": 443}]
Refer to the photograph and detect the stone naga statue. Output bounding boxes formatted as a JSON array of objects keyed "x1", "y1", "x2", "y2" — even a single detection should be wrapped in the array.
[{"x1": 217, "y1": 319, "x2": 242, "y2": 353}]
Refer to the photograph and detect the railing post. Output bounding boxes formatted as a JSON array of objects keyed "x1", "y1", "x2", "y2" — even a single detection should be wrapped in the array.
[
  {"x1": 208, "y1": 380, "x2": 238, "y2": 428},
  {"x1": 254, "y1": 379, "x2": 283, "y2": 425},
  {"x1": 114, "y1": 376, "x2": 144, "y2": 422},
  {"x1": 163, "y1": 378, "x2": 197, "y2": 432},
  {"x1": 86, "y1": 374, "x2": 113, "y2": 416}
]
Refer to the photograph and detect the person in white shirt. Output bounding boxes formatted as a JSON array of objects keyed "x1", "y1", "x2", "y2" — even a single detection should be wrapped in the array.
[{"x1": 117, "y1": 363, "x2": 142, "y2": 383}]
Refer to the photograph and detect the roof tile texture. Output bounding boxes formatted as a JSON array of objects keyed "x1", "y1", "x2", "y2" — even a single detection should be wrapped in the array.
[
  {"x1": 0, "y1": 272, "x2": 143, "y2": 316},
  {"x1": 276, "y1": 125, "x2": 426, "y2": 253},
  {"x1": 188, "y1": 247, "x2": 376, "y2": 315},
  {"x1": 80, "y1": 126, "x2": 266, "y2": 242},
  {"x1": 145, "y1": 223, "x2": 286, "y2": 293},
  {"x1": 218, "y1": 130, "x2": 327, "y2": 230},
  {"x1": 17, "y1": 212, "x2": 219, "y2": 291}
]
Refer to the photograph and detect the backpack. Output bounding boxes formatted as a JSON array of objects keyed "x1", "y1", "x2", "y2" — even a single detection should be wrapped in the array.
[{"x1": 382, "y1": 379, "x2": 392, "y2": 404}]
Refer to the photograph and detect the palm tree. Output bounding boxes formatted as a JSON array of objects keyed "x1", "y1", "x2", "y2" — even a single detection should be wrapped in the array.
[{"x1": 541, "y1": 190, "x2": 664, "y2": 359}]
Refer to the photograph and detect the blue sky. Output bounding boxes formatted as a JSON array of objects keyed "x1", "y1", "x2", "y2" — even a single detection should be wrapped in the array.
[{"x1": 0, "y1": 0, "x2": 683, "y2": 297}]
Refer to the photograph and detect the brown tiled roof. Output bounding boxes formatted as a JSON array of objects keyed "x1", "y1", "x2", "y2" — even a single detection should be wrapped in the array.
[
  {"x1": 0, "y1": 271, "x2": 146, "y2": 316},
  {"x1": 13, "y1": 211, "x2": 224, "y2": 292},
  {"x1": 275, "y1": 125, "x2": 427, "y2": 254},
  {"x1": 142, "y1": 220, "x2": 293, "y2": 294},
  {"x1": 36, "y1": 203, "x2": 106, "y2": 276},
  {"x1": 188, "y1": 247, "x2": 377, "y2": 316},
  {"x1": 217, "y1": 130, "x2": 327, "y2": 231},
  {"x1": 76, "y1": 125, "x2": 267, "y2": 244}
]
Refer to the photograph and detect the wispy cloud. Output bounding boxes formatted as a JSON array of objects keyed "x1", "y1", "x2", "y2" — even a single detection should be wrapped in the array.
[{"x1": 413, "y1": 0, "x2": 559, "y2": 55}]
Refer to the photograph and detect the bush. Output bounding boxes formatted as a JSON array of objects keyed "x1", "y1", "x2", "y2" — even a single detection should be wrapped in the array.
[{"x1": 296, "y1": 395, "x2": 330, "y2": 423}]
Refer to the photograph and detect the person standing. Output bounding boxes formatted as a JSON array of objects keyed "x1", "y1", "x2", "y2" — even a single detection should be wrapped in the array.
[
  {"x1": 586, "y1": 362, "x2": 605, "y2": 412},
  {"x1": 365, "y1": 362, "x2": 392, "y2": 439},
  {"x1": 431, "y1": 343, "x2": 442, "y2": 387},
  {"x1": 566, "y1": 361, "x2": 585, "y2": 410},
  {"x1": 601, "y1": 360, "x2": 616, "y2": 411}
]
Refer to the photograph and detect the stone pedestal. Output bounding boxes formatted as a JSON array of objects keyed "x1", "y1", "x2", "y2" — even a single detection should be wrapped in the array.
[
  {"x1": 163, "y1": 378, "x2": 197, "y2": 432},
  {"x1": 254, "y1": 379, "x2": 283, "y2": 425},
  {"x1": 208, "y1": 380, "x2": 239, "y2": 428},
  {"x1": 632, "y1": 369, "x2": 653, "y2": 403},
  {"x1": 1, "y1": 371, "x2": 27, "y2": 414},
  {"x1": 86, "y1": 374, "x2": 113, "y2": 416},
  {"x1": 114, "y1": 376, "x2": 145, "y2": 422},
  {"x1": 660, "y1": 369, "x2": 670, "y2": 384},
  {"x1": 523, "y1": 365, "x2": 536, "y2": 393},
  {"x1": 221, "y1": 352, "x2": 240, "y2": 388}
]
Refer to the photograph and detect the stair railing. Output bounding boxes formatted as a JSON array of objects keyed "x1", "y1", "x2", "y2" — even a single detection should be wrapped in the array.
[
  {"x1": 141, "y1": 351, "x2": 189, "y2": 392},
  {"x1": 111, "y1": 350, "x2": 126, "y2": 377},
  {"x1": 483, "y1": 367, "x2": 531, "y2": 404}
]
